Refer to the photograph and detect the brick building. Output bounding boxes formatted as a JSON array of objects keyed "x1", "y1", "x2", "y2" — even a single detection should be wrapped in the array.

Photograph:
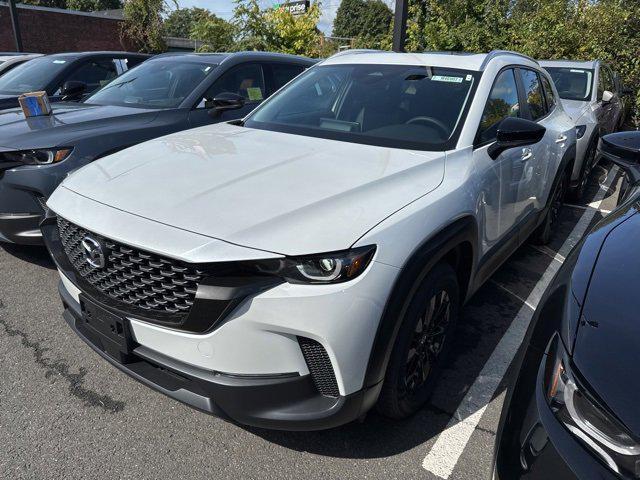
[{"x1": 0, "y1": 2, "x2": 128, "y2": 53}]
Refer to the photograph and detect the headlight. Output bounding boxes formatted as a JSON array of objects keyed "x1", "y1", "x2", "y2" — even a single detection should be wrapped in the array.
[
  {"x1": 253, "y1": 245, "x2": 376, "y2": 284},
  {"x1": 576, "y1": 125, "x2": 587, "y2": 139},
  {"x1": 543, "y1": 335, "x2": 640, "y2": 477},
  {"x1": 0, "y1": 148, "x2": 72, "y2": 165}
]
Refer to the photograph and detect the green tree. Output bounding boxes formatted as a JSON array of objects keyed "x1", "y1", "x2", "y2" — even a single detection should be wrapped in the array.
[
  {"x1": 191, "y1": 14, "x2": 235, "y2": 52},
  {"x1": 67, "y1": 0, "x2": 123, "y2": 11},
  {"x1": 229, "y1": 0, "x2": 323, "y2": 57},
  {"x1": 120, "y1": 0, "x2": 175, "y2": 53},
  {"x1": 333, "y1": 0, "x2": 392, "y2": 48},
  {"x1": 164, "y1": 7, "x2": 210, "y2": 37}
]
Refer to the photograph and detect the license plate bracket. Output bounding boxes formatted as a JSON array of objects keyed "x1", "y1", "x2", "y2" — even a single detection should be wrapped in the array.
[{"x1": 79, "y1": 295, "x2": 134, "y2": 363}]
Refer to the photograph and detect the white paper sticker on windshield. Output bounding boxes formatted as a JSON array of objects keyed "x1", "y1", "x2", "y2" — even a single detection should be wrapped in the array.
[
  {"x1": 570, "y1": 69, "x2": 586, "y2": 73},
  {"x1": 432, "y1": 75, "x2": 463, "y2": 83},
  {"x1": 465, "y1": 74, "x2": 472, "y2": 81},
  {"x1": 52, "y1": 60, "x2": 66, "y2": 64}
]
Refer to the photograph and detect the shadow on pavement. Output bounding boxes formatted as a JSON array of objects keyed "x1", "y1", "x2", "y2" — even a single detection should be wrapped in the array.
[{"x1": 0, "y1": 243, "x2": 55, "y2": 270}]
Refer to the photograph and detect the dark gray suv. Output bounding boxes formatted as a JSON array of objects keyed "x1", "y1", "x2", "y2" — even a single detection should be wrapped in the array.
[{"x1": 0, "y1": 51, "x2": 315, "y2": 245}]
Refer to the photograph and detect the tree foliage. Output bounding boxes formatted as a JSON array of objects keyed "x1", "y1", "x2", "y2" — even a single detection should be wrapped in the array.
[
  {"x1": 333, "y1": 0, "x2": 392, "y2": 47},
  {"x1": 194, "y1": 0, "x2": 323, "y2": 57},
  {"x1": 190, "y1": 14, "x2": 235, "y2": 52},
  {"x1": 400, "y1": 0, "x2": 640, "y2": 126},
  {"x1": 120, "y1": 0, "x2": 175, "y2": 53},
  {"x1": 163, "y1": 7, "x2": 211, "y2": 37}
]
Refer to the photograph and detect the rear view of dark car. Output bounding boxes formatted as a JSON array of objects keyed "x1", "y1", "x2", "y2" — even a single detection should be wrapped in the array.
[
  {"x1": 0, "y1": 52, "x2": 315, "y2": 245},
  {"x1": 0, "y1": 51, "x2": 149, "y2": 110},
  {"x1": 493, "y1": 131, "x2": 640, "y2": 479}
]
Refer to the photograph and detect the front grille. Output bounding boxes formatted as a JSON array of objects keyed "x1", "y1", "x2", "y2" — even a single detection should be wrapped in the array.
[
  {"x1": 298, "y1": 337, "x2": 340, "y2": 397},
  {"x1": 57, "y1": 217, "x2": 205, "y2": 319}
]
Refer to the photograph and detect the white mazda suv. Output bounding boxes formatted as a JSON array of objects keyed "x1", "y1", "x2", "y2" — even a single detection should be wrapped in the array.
[{"x1": 43, "y1": 50, "x2": 576, "y2": 430}]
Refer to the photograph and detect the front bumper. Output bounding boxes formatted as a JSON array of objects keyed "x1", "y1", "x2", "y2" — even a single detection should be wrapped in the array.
[{"x1": 59, "y1": 279, "x2": 382, "y2": 430}]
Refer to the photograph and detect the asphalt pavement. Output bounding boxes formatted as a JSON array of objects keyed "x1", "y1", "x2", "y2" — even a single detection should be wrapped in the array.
[{"x1": 0, "y1": 162, "x2": 622, "y2": 480}]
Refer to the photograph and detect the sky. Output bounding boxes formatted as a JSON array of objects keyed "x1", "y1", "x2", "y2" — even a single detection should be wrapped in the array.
[{"x1": 176, "y1": 0, "x2": 396, "y2": 35}]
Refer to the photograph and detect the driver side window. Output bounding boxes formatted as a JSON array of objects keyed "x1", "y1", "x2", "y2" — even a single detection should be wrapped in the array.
[
  {"x1": 200, "y1": 63, "x2": 265, "y2": 108},
  {"x1": 477, "y1": 69, "x2": 520, "y2": 145}
]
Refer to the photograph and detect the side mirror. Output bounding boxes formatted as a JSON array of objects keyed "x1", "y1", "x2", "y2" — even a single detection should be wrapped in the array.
[
  {"x1": 598, "y1": 131, "x2": 640, "y2": 202},
  {"x1": 60, "y1": 80, "x2": 87, "y2": 101},
  {"x1": 488, "y1": 117, "x2": 546, "y2": 160},
  {"x1": 602, "y1": 90, "x2": 614, "y2": 103},
  {"x1": 207, "y1": 92, "x2": 245, "y2": 117}
]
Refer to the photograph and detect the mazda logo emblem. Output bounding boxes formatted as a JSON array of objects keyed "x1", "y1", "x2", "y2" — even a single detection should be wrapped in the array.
[{"x1": 81, "y1": 235, "x2": 106, "y2": 269}]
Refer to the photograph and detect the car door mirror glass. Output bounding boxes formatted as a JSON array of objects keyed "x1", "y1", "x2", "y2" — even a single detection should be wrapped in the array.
[
  {"x1": 488, "y1": 117, "x2": 546, "y2": 160},
  {"x1": 60, "y1": 80, "x2": 87, "y2": 100},
  {"x1": 602, "y1": 90, "x2": 614, "y2": 103}
]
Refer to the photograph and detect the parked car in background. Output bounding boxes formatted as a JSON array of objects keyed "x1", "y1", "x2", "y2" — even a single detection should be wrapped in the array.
[
  {"x1": 43, "y1": 50, "x2": 575, "y2": 430},
  {"x1": 0, "y1": 51, "x2": 149, "y2": 110},
  {"x1": 0, "y1": 53, "x2": 42, "y2": 78},
  {"x1": 540, "y1": 60, "x2": 624, "y2": 198},
  {"x1": 493, "y1": 130, "x2": 640, "y2": 479},
  {"x1": 0, "y1": 51, "x2": 315, "y2": 245}
]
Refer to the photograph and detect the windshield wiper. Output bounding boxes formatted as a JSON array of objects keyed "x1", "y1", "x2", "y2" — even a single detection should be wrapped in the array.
[{"x1": 97, "y1": 76, "x2": 138, "y2": 93}]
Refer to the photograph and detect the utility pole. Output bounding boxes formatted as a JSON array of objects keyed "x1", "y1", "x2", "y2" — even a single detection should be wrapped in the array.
[
  {"x1": 392, "y1": 0, "x2": 408, "y2": 52},
  {"x1": 8, "y1": 0, "x2": 23, "y2": 52}
]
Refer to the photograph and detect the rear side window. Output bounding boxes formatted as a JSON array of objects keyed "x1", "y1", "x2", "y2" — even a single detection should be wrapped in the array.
[
  {"x1": 206, "y1": 63, "x2": 266, "y2": 103},
  {"x1": 123, "y1": 56, "x2": 147, "y2": 69},
  {"x1": 540, "y1": 75, "x2": 556, "y2": 111},
  {"x1": 478, "y1": 68, "x2": 520, "y2": 144},
  {"x1": 63, "y1": 59, "x2": 118, "y2": 93},
  {"x1": 269, "y1": 63, "x2": 305, "y2": 92},
  {"x1": 519, "y1": 69, "x2": 546, "y2": 120}
]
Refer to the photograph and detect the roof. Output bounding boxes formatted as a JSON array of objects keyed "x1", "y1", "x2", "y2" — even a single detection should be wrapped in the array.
[
  {"x1": 321, "y1": 50, "x2": 537, "y2": 71},
  {"x1": 41, "y1": 51, "x2": 150, "y2": 60},
  {"x1": 154, "y1": 51, "x2": 316, "y2": 65},
  {"x1": 538, "y1": 59, "x2": 598, "y2": 69}
]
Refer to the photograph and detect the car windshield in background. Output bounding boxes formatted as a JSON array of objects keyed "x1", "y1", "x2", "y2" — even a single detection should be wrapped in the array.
[
  {"x1": 545, "y1": 67, "x2": 594, "y2": 101},
  {"x1": 85, "y1": 60, "x2": 217, "y2": 109},
  {"x1": 0, "y1": 56, "x2": 69, "y2": 94},
  {"x1": 245, "y1": 64, "x2": 479, "y2": 151}
]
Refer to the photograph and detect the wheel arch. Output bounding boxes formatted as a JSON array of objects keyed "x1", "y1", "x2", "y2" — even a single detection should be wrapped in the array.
[{"x1": 363, "y1": 215, "x2": 478, "y2": 389}]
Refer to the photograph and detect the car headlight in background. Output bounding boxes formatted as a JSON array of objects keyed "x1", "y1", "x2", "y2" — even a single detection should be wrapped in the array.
[
  {"x1": 543, "y1": 335, "x2": 640, "y2": 477},
  {"x1": 576, "y1": 125, "x2": 587, "y2": 139},
  {"x1": 254, "y1": 245, "x2": 376, "y2": 284},
  {"x1": 0, "y1": 148, "x2": 72, "y2": 165}
]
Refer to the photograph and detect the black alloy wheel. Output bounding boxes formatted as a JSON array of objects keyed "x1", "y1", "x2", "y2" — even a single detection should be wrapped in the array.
[{"x1": 377, "y1": 263, "x2": 459, "y2": 419}]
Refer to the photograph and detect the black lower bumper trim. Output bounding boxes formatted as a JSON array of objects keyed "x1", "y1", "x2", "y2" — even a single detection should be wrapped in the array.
[
  {"x1": 0, "y1": 213, "x2": 43, "y2": 245},
  {"x1": 59, "y1": 281, "x2": 380, "y2": 431}
]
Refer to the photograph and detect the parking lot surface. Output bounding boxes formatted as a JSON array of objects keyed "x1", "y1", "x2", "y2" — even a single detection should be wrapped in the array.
[{"x1": 0, "y1": 162, "x2": 622, "y2": 480}]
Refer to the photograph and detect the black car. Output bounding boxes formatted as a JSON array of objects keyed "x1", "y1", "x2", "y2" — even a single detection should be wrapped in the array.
[
  {"x1": 493, "y1": 131, "x2": 640, "y2": 479},
  {"x1": 0, "y1": 51, "x2": 316, "y2": 245},
  {"x1": 0, "y1": 51, "x2": 149, "y2": 110}
]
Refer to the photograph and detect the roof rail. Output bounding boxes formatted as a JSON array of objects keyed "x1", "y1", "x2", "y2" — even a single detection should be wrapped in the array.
[
  {"x1": 481, "y1": 50, "x2": 538, "y2": 69},
  {"x1": 328, "y1": 49, "x2": 387, "y2": 59}
]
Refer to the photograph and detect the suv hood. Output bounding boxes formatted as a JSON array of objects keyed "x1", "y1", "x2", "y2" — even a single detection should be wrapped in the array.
[
  {"x1": 58, "y1": 123, "x2": 445, "y2": 256},
  {"x1": 559, "y1": 99, "x2": 592, "y2": 123},
  {"x1": 0, "y1": 102, "x2": 160, "y2": 150},
  {"x1": 574, "y1": 209, "x2": 640, "y2": 435}
]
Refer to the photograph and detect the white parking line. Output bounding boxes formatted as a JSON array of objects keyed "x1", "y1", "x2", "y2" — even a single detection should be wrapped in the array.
[
  {"x1": 422, "y1": 167, "x2": 620, "y2": 479},
  {"x1": 565, "y1": 203, "x2": 612, "y2": 214}
]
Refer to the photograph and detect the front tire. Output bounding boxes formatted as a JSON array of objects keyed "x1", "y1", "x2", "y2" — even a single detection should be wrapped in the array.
[
  {"x1": 377, "y1": 263, "x2": 459, "y2": 419},
  {"x1": 570, "y1": 141, "x2": 596, "y2": 201}
]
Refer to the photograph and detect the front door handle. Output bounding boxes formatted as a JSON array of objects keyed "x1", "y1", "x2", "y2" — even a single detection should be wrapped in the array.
[
  {"x1": 521, "y1": 147, "x2": 533, "y2": 161},
  {"x1": 555, "y1": 134, "x2": 568, "y2": 144}
]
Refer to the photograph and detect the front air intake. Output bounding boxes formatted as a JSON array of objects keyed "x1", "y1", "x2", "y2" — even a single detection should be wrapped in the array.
[{"x1": 298, "y1": 337, "x2": 340, "y2": 397}]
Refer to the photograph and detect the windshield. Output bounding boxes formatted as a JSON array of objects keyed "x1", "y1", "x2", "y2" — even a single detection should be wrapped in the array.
[
  {"x1": 85, "y1": 60, "x2": 217, "y2": 109},
  {"x1": 0, "y1": 56, "x2": 70, "y2": 94},
  {"x1": 545, "y1": 67, "x2": 594, "y2": 101},
  {"x1": 244, "y1": 64, "x2": 479, "y2": 151}
]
